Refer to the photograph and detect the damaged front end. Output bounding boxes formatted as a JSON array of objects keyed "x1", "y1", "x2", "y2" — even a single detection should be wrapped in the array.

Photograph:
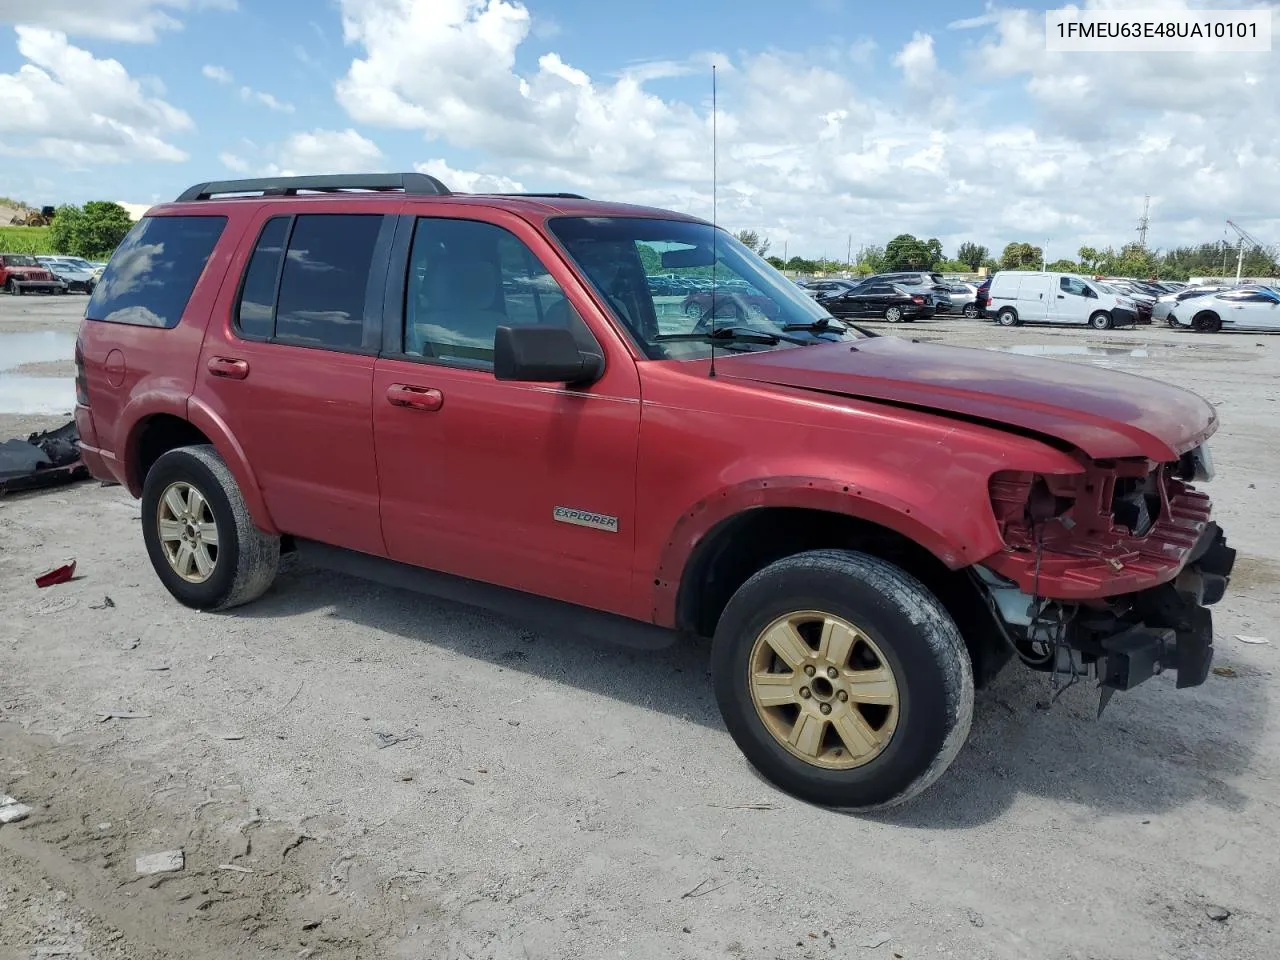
[{"x1": 974, "y1": 447, "x2": 1236, "y2": 711}]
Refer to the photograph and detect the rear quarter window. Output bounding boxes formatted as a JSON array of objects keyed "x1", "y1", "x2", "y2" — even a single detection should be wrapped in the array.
[{"x1": 86, "y1": 215, "x2": 227, "y2": 328}]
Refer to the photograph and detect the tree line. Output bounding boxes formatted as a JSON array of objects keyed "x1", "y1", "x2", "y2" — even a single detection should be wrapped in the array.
[
  {"x1": 49, "y1": 202, "x2": 134, "y2": 259},
  {"x1": 735, "y1": 230, "x2": 1279, "y2": 281}
]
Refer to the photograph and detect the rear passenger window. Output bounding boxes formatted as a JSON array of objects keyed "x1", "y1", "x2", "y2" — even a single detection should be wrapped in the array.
[
  {"x1": 274, "y1": 214, "x2": 383, "y2": 349},
  {"x1": 236, "y1": 217, "x2": 289, "y2": 338},
  {"x1": 86, "y1": 216, "x2": 226, "y2": 328}
]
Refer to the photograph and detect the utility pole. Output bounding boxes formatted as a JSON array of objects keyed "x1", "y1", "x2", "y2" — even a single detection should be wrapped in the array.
[
  {"x1": 846, "y1": 234, "x2": 852, "y2": 272},
  {"x1": 783, "y1": 240, "x2": 788, "y2": 264},
  {"x1": 1042, "y1": 239, "x2": 1049, "y2": 271},
  {"x1": 1136, "y1": 195, "x2": 1150, "y2": 249}
]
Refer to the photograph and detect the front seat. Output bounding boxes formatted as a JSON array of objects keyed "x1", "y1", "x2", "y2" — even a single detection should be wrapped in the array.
[{"x1": 408, "y1": 256, "x2": 507, "y2": 362}]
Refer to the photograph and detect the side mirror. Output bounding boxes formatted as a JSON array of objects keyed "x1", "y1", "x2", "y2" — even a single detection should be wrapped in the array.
[{"x1": 493, "y1": 325, "x2": 603, "y2": 384}]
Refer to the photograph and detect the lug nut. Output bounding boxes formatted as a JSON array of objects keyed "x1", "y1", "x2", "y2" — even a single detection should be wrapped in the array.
[
  {"x1": 819, "y1": 703, "x2": 832, "y2": 715},
  {"x1": 804, "y1": 665, "x2": 816, "y2": 677},
  {"x1": 837, "y1": 690, "x2": 849, "y2": 702},
  {"x1": 826, "y1": 666, "x2": 838, "y2": 679},
  {"x1": 799, "y1": 687, "x2": 811, "y2": 699}
]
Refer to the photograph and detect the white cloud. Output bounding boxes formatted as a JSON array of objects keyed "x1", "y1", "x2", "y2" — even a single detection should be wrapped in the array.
[
  {"x1": 219, "y1": 150, "x2": 249, "y2": 172},
  {"x1": 0, "y1": 0, "x2": 237, "y2": 44},
  {"x1": 264, "y1": 128, "x2": 384, "y2": 176},
  {"x1": 240, "y1": 86, "x2": 294, "y2": 113},
  {"x1": 414, "y1": 158, "x2": 524, "y2": 194},
  {"x1": 0, "y1": 27, "x2": 191, "y2": 163},
  {"x1": 202, "y1": 63, "x2": 232, "y2": 83}
]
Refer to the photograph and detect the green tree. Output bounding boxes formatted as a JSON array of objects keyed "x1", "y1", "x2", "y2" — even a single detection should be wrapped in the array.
[
  {"x1": 1000, "y1": 242, "x2": 1043, "y2": 270},
  {"x1": 925, "y1": 238, "x2": 944, "y2": 266},
  {"x1": 1077, "y1": 246, "x2": 1104, "y2": 273},
  {"x1": 855, "y1": 244, "x2": 886, "y2": 275},
  {"x1": 734, "y1": 229, "x2": 771, "y2": 259},
  {"x1": 50, "y1": 201, "x2": 133, "y2": 259},
  {"x1": 785, "y1": 255, "x2": 817, "y2": 274},
  {"x1": 935, "y1": 259, "x2": 970, "y2": 273},
  {"x1": 1046, "y1": 258, "x2": 1079, "y2": 272},
  {"x1": 955, "y1": 242, "x2": 988, "y2": 271},
  {"x1": 884, "y1": 233, "x2": 935, "y2": 270},
  {"x1": 765, "y1": 255, "x2": 786, "y2": 270},
  {"x1": 636, "y1": 243, "x2": 661, "y2": 274}
]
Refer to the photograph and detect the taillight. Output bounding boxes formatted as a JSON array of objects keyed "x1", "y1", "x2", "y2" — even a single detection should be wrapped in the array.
[
  {"x1": 75, "y1": 337, "x2": 89, "y2": 406},
  {"x1": 912, "y1": 295, "x2": 924, "y2": 304}
]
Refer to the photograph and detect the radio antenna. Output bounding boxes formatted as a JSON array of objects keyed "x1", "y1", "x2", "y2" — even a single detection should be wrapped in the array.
[{"x1": 709, "y1": 63, "x2": 718, "y2": 378}]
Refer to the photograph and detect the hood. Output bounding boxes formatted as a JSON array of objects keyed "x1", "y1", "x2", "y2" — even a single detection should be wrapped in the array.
[
  {"x1": 719, "y1": 337, "x2": 1216, "y2": 461},
  {"x1": 6, "y1": 266, "x2": 51, "y2": 278}
]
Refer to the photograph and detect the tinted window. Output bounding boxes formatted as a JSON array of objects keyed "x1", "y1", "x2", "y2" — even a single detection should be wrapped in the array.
[
  {"x1": 274, "y1": 214, "x2": 382, "y2": 349},
  {"x1": 236, "y1": 217, "x2": 289, "y2": 338},
  {"x1": 404, "y1": 218, "x2": 583, "y2": 368},
  {"x1": 1060, "y1": 277, "x2": 1089, "y2": 296},
  {"x1": 86, "y1": 216, "x2": 226, "y2": 328}
]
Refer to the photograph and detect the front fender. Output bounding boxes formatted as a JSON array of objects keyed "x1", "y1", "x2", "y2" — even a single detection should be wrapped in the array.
[{"x1": 648, "y1": 474, "x2": 1004, "y2": 626}]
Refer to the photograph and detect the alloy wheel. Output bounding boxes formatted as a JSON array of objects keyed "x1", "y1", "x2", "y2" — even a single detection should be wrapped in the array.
[{"x1": 156, "y1": 481, "x2": 220, "y2": 583}]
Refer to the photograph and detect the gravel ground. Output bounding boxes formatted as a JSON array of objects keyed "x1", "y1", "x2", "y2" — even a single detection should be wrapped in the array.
[{"x1": 2, "y1": 295, "x2": 1278, "y2": 960}]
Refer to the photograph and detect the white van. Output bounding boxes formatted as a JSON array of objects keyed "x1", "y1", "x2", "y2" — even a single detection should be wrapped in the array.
[{"x1": 985, "y1": 271, "x2": 1138, "y2": 330}]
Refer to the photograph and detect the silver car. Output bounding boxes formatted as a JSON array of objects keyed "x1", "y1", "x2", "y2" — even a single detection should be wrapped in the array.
[{"x1": 1172, "y1": 286, "x2": 1280, "y2": 332}]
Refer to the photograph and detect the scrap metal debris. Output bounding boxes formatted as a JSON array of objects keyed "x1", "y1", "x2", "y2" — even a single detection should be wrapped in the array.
[
  {"x1": 1236, "y1": 635, "x2": 1269, "y2": 645},
  {"x1": 0, "y1": 421, "x2": 89, "y2": 496},
  {"x1": 89, "y1": 596, "x2": 115, "y2": 610},
  {"x1": 135, "y1": 850, "x2": 185, "y2": 875},
  {"x1": 35, "y1": 560, "x2": 76, "y2": 588},
  {"x1": 96, "y1": 711, "x2": 152, "y2": 722}
]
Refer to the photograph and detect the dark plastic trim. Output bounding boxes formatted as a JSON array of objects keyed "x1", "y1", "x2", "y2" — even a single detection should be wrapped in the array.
[
  {"x1": 176, "y1": 172, "x2": 450, "y2": 202},
  {"x1": 294, "y1": 540, "x2": 676, "y2": 651}
]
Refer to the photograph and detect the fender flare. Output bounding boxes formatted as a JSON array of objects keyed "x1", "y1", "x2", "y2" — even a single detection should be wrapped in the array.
[
  {"x1": 184, "y1": 397, "x2": 279, "y2": 535},
  {"x1": 648, "y1": 475, "x2": 1003, "y2": 626}
]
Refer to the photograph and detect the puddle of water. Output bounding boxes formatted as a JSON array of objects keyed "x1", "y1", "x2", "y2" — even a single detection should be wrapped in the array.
[
  {"x1": 991, "y1": 344, "x2": 1149, "y2": 359},
  {"x1": 0, "y1": 330, "x2": 77, "y2": 372},
  {"x1": 0, "y1": 330, "x2": 78, "y2": 414},
  {"x1": 0, "y1": 375, "x2": 75, "y2": 415}
]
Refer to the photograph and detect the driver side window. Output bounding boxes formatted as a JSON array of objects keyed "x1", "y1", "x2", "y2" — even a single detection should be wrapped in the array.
[{"x1": 1060, "y1": 277, "x2": 1088, "y2": 297}]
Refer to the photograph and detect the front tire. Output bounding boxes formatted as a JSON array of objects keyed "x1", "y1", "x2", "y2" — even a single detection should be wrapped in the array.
[
  {"x1": 996, "y1": 308, "x2": 1018, "y2": 327},
  {"x1": 1089, "y1": 311, "x2": 1113, "y2": 330},
  {"x1": 963, "y1": 304, "x2": 979, "y2": 318},
  {"x1": 6, "y1": 279, "x2": 21, "y2": 296},
  {"x1": 1192, "y1": 310, "x2": 1222, "y2": 333},
  {"x1": 711, "y1": 550, "x2": 974, "y2": 809},
  {"x1": 141, "y1": 444, "x2": 279, "y2": 610}
]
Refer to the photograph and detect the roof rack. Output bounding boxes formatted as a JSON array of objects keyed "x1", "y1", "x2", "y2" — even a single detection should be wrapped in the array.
[
  {"x1": 175, "y1": 172, "x2": 451, "y2": 202},
  {"x1": 485, "y1": 192, "x2": 589, "y2": 199}
]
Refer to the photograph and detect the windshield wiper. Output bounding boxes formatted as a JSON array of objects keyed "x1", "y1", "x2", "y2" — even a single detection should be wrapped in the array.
[
  {"x1": 654, "y1": 326, "x2": 811, "y2": 346},
  {"x1": 782, "y1": 316, "x2": 846, "y2": 334}
]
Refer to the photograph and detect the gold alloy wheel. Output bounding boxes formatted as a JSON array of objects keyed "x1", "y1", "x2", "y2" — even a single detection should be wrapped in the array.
[
  {"x1": 157, "y1": 481, "x2": 219, "y2": 584},
  {"x1": 748, "y1": 611, "x2": 900, "y2": 770}
]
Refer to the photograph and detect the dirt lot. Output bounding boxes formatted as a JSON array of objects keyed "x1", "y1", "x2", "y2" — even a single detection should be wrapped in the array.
[{"x1": 2, "y1": 295, "x2": 1278, "y2": 960}]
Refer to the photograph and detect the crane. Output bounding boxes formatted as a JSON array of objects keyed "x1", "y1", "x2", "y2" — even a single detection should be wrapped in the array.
[{"x1": 1225, "y1": 219, "x2": 1272, "y2": 282}]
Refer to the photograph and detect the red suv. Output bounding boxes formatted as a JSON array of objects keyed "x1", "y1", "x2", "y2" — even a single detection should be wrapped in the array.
[{"x1": 75, "y1": 173, "x2": 1236, "y2": 808}]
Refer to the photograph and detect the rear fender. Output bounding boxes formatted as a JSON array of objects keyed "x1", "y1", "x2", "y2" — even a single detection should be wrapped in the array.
[{"x1": 649, "y1": 475, "x2": 1003, "y2": 626}]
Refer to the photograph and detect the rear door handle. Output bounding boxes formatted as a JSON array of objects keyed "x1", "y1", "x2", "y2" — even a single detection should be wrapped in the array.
[
  {"x1": 386, "y1": 383, "x2": 444, "y2": 411},
  {"x1": 207, "y1": 356, "x2": 249, "y2": 380}
]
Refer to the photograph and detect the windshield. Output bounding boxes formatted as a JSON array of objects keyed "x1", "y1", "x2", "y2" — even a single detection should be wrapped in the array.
[
  {"x1": 3, "y1": 255, "x2": 38, "y2": 266},
  {"x1": 548, "y1": 216, "x2": 856, "y2": 359}
]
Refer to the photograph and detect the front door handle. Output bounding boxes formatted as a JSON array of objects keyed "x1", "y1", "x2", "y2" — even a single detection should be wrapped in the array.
[
  {"x1": 208, "y1": 356, "x2": 249, "y2": 380},
  {"x1": 1057, "y1": 294, "x2": 1066, "y2": 299},
  {"x1": 386, "y1": 383, "x2": 444, "y2": 411}
]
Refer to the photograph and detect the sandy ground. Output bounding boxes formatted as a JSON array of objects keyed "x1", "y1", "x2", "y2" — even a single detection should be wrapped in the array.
[{"x1": 2, "y1": 296, "x2": 1278, "y2": 960}]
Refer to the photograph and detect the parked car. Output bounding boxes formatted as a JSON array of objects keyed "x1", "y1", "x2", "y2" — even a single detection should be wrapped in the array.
[
  {"x1": 1153, "y1": 285, "x2": 1231, "y2": 326},
  {"x1": 37, "y1": 256, "x2": 96, "y2": 293},
  {"x1": 0, "y1": 253, "x2": 61, "y2": 294},
  {"x1": 74, "y1": 172, "x2": 1235, "y2": 809},
  {"x1": 974, "y1": 276, "x2": 991, "y2": 314},
  {"x1": 859, "y1": 271, "x2": 954, "y2": 313},
  {"x1": 987, "y1": 272, "x2": 1139, "y2": 329},
  {"x1": 681, "y1": 288, "x2": 781, "y2": 322},
  {"x1": 801, "y1": 279, "x2": 861, "y2": 300},
  {"x1": 1097, "y1": 278, "x2": 1156, "y2": 323},
  {"x1": 812, "y1": 280, "x2": 934, "y2": 322},
  {"x1": 944, "y1": 281, "x2": 981, "y2": 318},
  {"x1": 1171, "y1": 286, "x2": 1280, "y2": 332}
]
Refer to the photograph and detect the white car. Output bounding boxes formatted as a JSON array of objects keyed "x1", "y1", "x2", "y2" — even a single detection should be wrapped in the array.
[
  {"x1": 986, "y1": 271, "x2": 1139, "y2": 329},
  {"x1": 1171, "y1": 286, "x2": 1280, "y2": 332},
  {"x1": 1153, "y1": 286, "x2": 1230, "y2": 325}
]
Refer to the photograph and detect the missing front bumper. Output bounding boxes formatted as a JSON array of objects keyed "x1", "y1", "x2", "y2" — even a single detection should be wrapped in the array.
[{"x1": 976, "y1": 523, "x2": 1236, "y2": 702}]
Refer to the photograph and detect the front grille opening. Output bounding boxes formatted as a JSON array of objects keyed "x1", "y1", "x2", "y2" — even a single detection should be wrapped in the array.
[{"x1": 1111, "y1": 474, "x2": 1163, "y2": 535}]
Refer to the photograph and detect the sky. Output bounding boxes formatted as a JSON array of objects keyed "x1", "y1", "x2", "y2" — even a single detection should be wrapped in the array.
[{"x1": 1, "y1": 0, "x2": 1277, "y2": 262}]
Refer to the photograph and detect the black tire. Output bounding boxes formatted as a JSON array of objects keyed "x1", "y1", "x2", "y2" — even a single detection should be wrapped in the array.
[
  {"x1": 996, "y1": 308, "x2": 1018, "y2": 327},
  {"x1": 1089, "y1": 311, "x2": 1113, "y2": 330},
  {"x1": 141, "y1": 444, "x2": 279, "y2": 610},
  {"x1": 6, "y1": 279, "x2": 21, "y2": 296},
  {"x1": 963, "y1": 304, "x2": 979, "y2": 318},
  {"x1": 711, "y1": 550, "x2": 974, "y2": 809},
  {"x1": 1192, "y1": 310, "x2": 1222, "y2": 333},
  {"x1": 884, "y1": 306, "x2": 903, "y2": 323},
  {"x1": 1166, "y1": 315, "x2": 1179, "y2": 328}
]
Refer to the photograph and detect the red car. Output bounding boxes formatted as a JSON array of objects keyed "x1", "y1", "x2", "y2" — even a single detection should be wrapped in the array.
[
  {"x1": 0, "y1": 253, "x2": 60, "y2": 294},
  {"x1": 75, "y1": 173, "x2": 1235, "y2": 809}
]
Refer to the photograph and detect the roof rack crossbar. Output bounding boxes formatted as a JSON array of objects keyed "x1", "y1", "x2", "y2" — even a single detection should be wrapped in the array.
[
  {"x1": 475, "y1": 192, "x2": 589, "y2": 199},
  {"x1": 176, "y1": 172, "x2": 450, "y2": 202}
]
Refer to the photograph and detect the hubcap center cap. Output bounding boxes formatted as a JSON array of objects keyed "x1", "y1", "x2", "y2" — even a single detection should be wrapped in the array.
[{"x1": 810, "y1": 675, "x2": 836, "y2": 701}]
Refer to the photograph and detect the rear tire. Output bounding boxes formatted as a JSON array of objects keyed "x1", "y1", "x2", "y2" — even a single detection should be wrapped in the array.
[
  {"x1": 1192, "y1": 311, "x2": 1222, "y2": 333},
  {"x1": 962, "y1": 304, "x2": 978, "y2": 318},
  {"x1": 1089, "y1": 311, "x2": 1113, "y2": 330},
  {"x1": 6, "y1": 279, "x2": 21, "y2": 296},
  {"x1": 141, "y1": 444, "x2": 279, "y2": 611},
  {"x1": 711, "y1": 550, "x2": 974, "y2": 809},
  {"x1": 884, "y1": 306, "x2": 903, "y2": 323},
  {"x1": 996, "y1": 308, "x2": 1018, "y2": 327}
]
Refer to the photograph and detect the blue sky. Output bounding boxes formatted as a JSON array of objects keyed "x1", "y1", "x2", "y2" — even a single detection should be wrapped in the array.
[{"x1": 1, "y1": 0, "x2": 1277, "y2": 259}]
